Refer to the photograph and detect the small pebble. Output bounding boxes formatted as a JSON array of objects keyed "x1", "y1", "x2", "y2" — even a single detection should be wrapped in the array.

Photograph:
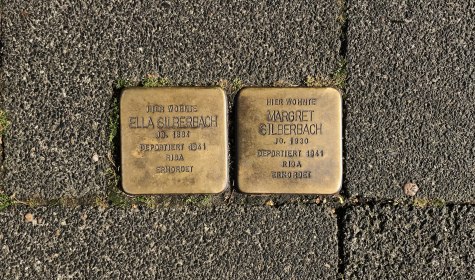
[
  {"x1": 24, "y1": 213, "x2": 34, "y2": 222},
  {"x1": 265, "y1": 200, "x2": 275, "y2": 206},
  {"x1": 404, "y1": 182, "x2": 419, "y2": 196}
]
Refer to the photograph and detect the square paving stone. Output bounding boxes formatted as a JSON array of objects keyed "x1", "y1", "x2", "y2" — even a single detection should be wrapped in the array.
[
  {"x1": 0, "y1": 205, "x2": 338, "y2": 279},
  {"x1": 345, "y1": 0, "x2": 475, "y2": 201},
  {"x1": 343, "y1": 204, "x2": 475, "y2": 279},
  {"x1": 1, "y1": 0, "x2": 341, "y2": 199}
]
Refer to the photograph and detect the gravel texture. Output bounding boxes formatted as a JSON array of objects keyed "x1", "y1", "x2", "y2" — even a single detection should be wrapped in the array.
[
  {"x1": 343, "y1": 204, "x2": 475, "y2": 279},
  {"x1": 0, "y1": 204, "x2": 337, "y2": 279},
  {"x1": 345, "y1": 0, "x2": 475, "y2": 201},
  {"x1": 0, "y1": 0, "x2": 341, "y2": 199},
  {"x1": 2, "y1": 0, "x2": 475, "y2": 278}
]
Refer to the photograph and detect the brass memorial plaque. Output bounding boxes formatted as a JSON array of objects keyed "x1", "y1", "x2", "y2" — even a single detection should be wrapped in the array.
[
  {"x1": 237, "y1": 87, "x2": 342, "y2": 194},
  {"x1": 120, "y1": 87, "x2": 228, "y2": 194}
]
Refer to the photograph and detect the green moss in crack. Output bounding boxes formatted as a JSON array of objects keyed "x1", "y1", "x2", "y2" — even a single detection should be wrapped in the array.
[
  {"x1": 143, "y1": 74, "x2": 171, "y2": 87},
  {"x1": 108, "y1": 80, "x2": 126, "y2": 197},
  {"x1": 231, "y1": 78, "x2": 243, "y2": 92},
  {"x1": 94, "y1": 196, "x2": 110, "y2": 209},
  {"x1": 413, "y1": 198, "x2": 429, "y2": 208},
  {"x1": 106, "y1": 166, "x2": 121, "y2": 198},
  {"x1": 184, "y1": 195, "x2": 213, "y2": 206},
  {"x1": 336, "y1": 0, "x2": 347, "y2": 25},
  {"x1": 200, "y1": 195, "x2": 212, "y2": 206},
  {"x1": 115, "y1": 79, "x2": 134, "y2": 89},
  {"x1": 59, "y1": 197, "x2": 80, "y2": 208},
  {"x1": 0, "y1": 193, "x2": 13, "y2": 211},
  {"x1": 0, "y1": 110, "x2": 11, "y2": 136},
  {"x1": 185, "y1": 196, "x2": 200, "y2": 204},
  {"x1": 305, "y1": 59, "x2": 347, "y2": 89},
  {"x1": 333, "y1": 59, "x2": 347, "y2": 89},
  {"x1": 335, "y1": 194, "x2": 345, "y2": 205},
  {"x1": 109, "y1": 99, "x2": 119, "y2": 147},
  {"x1": 305, "y1": 75, "x2": 333, "y2": 88},
  {"x1": 431, "y1": 198, "x2": 446, "y2": 208},
  {"x1": 414, "y1": 198, "x2": 446, "y2": 208},
  {"x1": 217, "y1": 78, "x2": 243, "y2": 92},
  {"x1": 108, "y1": 188, "x2": 129, "y2": 208},
  {"x1": 133, "y1": 196, "x2": 157, "y2": 208}
]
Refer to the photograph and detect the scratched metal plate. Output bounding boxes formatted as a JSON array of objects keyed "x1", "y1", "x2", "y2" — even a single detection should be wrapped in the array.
[
  {"x1": 237, "y1": 87, "x2": 342, "y2": 194},
  {"x1": 120, "y1": 87, "x2": 228, "y2": 194}
]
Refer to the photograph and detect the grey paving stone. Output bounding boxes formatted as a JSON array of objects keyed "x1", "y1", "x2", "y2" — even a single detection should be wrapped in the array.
[
  {"x1": 0, "y1": 204, "x2": 337, "y2": 279},
  {"x1": 345, "y1": 1, "x2": 475, "y2": 200},
  {"x1": 343, "y1": 204, "x2": 475, "y2": 279},
  {"x1": 0, "y1": 0, "x2": 341, "y2": 199}
]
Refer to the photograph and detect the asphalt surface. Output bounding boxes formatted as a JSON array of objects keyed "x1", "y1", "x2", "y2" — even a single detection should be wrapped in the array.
[
  {"x1": 1, "y1": 0, "x2": 475, "y2": 279},
  {"x1": 343, "y1": 204, "x2": 475, "y2": 279},
  {"x1": 1, "y1": 0, "x2": 341, "y2": 199},
  {"x1": 345, "y1": 0, "x2": 475, "y2": 201},
  {"x1": 0, "y1": 205, "x2": 337, "y2": 279}
]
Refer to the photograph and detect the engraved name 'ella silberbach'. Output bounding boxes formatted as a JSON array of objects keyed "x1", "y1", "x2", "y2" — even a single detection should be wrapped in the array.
[{"x1": 128, "y1": 115, "x2": 218, "y2": 129}]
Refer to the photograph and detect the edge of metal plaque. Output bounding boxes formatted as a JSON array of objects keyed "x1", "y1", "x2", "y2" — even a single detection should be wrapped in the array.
[
  {"x1": 236, "y1": 87, "x2": 342, "y2": 194},
  {"x1": 120, "y1": 87, "x2": 229, "y2": 195}
]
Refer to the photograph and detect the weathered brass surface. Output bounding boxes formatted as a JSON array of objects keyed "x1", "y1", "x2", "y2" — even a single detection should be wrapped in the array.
[
  {"x1": 120, "y1": 87, "x2": 228, "y2": 194},
  {"x1": 237, "y1": 87, "x2": 342, "y2": 194}
]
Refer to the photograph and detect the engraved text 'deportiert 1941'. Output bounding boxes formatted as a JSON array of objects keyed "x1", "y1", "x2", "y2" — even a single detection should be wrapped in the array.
[{"x1": 120, "y1": 87, "x2": 228, "y2": 194}]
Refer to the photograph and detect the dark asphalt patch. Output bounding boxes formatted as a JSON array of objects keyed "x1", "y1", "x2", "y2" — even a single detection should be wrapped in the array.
[
  {"x1": 345, "y1": 0, "x2": 475, "y2": 201},
  {"x1": 1, "y1": 0, "x2": 341, "y2": 199},
  {"x1": 343, "y1": 204, "x2": 475, "y2": 279},
  {"x1": 0, "y1": 204, "x2": 337, "y2": 279}
]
